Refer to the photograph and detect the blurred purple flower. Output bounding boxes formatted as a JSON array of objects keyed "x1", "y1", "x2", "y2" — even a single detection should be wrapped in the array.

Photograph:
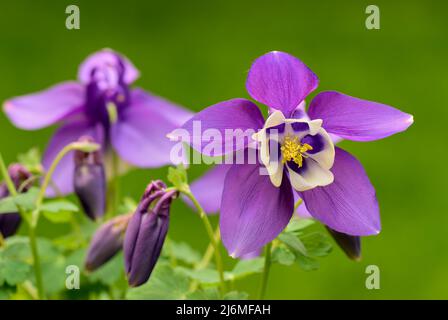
[
  {"x1": 179, "y1": 51, "x2": 413, "y2": 258},
  {"x1": 85, "y1": 213, "x2": 132, "y2": 272},
  {"x1": 0, "y1": 164, "x2": 32, "y2": 238},
  {"x1": 3, "y1": 49, "x2": 193, "y2": 196},
  {"x1": 74, "y1": 136, "x2": 106, "y2": 220},
  {"x1": 124, "y1": 180, "x2": 177, "y2": 287}
]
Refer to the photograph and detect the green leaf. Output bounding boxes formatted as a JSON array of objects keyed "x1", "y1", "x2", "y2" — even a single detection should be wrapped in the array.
[
  {"x1": 176, "y1": 266, "x2": 220, "y2": 284},
  {"x1": 285, "y1": 218, "x2": 315, "y2": 233},
  {"x1": 224, "y1": 291, "x2": 249, "y2": 300},
  {"x1": 227, "y1": 257, "x2": 265, "y2": 281},
  {"x1": 127, "y1": 263, "x2": 190, "y2": 300},
  {"x1": 41, "y1": 200, "x2": 78, "y2": 224},
  {"x1": 118, "y1": 197, "x2": 137, "y2": 215},
  {"x1": 17, "y1": 148, "x2": 43, "y2": 174},
  {"x1": 13, "y1": 187, "x2": 39, "y2": 211},
  {"x1": 278, "y1": 233, "x2": 308, "y2": 256},
  {"x1": 167, "y1": 165, "x2": 188, "y2": 191},
  {"x1": 0, "y1": 197, "x2": 18, "y2": 214},
  {"x1": 0, "y1": 259, "x2": 31, "y2": 285},
  {"x1": 41, "y1": 200, "x2": 79, "y2": 213},
  {"x1": 300, "y1": 232, "x2": 332, "y2": 257},
  {"x1": 296, "y1": 254, "x2": 320, "y2": 271},
  {"x1": 186, "y1": 287, "x2": 221, "y2": 300},
  {"x1": 41, "y1": 255, "x2": 67, "y2": 294},
  {"x1": 88, "y1": 252, "x2": 125, "y2": 286},
  {"x1": 168, "y1": 240, "x2": 201, "y2": 265},
  {"x1": 43, "y1": 210, "x2": 73, "y2": 224},
  {"x1": 2, "y1": 237, "x2": 30, "y2": 261},
  {"x1": 271, "y1": 246, "x2": 296, "y2": 266}
]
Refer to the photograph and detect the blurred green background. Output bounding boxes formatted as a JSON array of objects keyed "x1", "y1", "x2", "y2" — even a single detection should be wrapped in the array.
[{"x1": 0, "y1": 0, "x2": 446, "y2": 299}]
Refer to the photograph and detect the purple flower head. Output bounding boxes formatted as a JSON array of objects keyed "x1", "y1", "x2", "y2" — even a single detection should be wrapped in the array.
[
  {"x1": 85, "y1": 213, "x2": 132, "y2": 272},
  {"x1": 3, "y1": 49, "x2": 193, "y2": 196},
  {"x1": 0, "y1": 164, "x2": 32, "y2": 238},
  {"x1": 74, "y1": 136, "x2": 106, "y2": 221},
  {"x1": 123, "y1": 180, "x2": 177, "y2": 287},
  {"x1": 179, "y1": 51, "x2": 413, "y2": 257}
]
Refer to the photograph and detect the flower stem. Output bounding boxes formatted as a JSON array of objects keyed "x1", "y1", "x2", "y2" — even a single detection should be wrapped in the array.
[
  {"x1": 0, "y1": 153, "x2": 17, "y2": 197},
  {"x1": 183, "y1": 190, "x2": 227, "y2": 294},
  {"x1": 106, "y1": 150, "x2": 120, "y2": 218},
  {"x1": 258, "y1": 242, "x2": 273, "y2": 300},
  {"x1": 196, "y1": 227, "x2": 220, "y2": 270},
  {"x1": 28, "y1": 226, "x2": 44, "y2": 299}
]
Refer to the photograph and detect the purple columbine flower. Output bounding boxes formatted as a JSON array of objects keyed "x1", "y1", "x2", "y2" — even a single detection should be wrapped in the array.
[
  {"x1": 0, "y1": 164, "x2": 32, "y2": 238},
  {"x1": 74, "y1": 136, "x2": 106, "y2": 220},
  {"x1": 3, "y1": 49, "x2": 193, "y2": 196},
  {"x1": 123, "y1": 180, "x2": 177, "y2": 287},
  {"x1": 179, "y1": 51, "x2": 413, "y2": 258},
  {"x1": 85, "y1": 213, "x2": 132, "y2": 272}
]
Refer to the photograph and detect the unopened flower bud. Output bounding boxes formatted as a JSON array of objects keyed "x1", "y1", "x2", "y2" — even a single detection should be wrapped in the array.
[
  {"x1": 124, "y1": 180, "x2": 177, "y2": 287},
  {"x1": 326, "y1": 227, "x2": 361, "y2": 261},
  {"x1": 0, "y1": 164, "x2": 32, "y2": 238},
  {"x1": 74, "y1": 136, "x2": 106, "y2": 221},
  {"x1": 85, "y1": 213, "x2": 132, "y2": 272}
]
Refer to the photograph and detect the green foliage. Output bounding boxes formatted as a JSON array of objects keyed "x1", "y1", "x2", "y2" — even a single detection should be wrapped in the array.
[
  {"x1": 275, "y1": 218, "x2": 333, "y2": 271},
  {"x1": 166, "y1": 239, "x2": 202, "y2": 265},
  {"x1": 127, "y1": 264, "x2": 191, "y2": 300},
  {"x1": 167, "y1": 165, "x2": 188, "y2": 192},
  {"x1": 17, "y1": 148, "x2": 43, "y2": 175},
  {"x1": 0, "y1": 187, "x2": 39, "y2": 214},
  {"x1": 41, "y1": 199, "x2": 78, "y2": 224}
]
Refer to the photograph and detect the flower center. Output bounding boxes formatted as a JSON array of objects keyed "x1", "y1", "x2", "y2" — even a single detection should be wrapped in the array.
[{"x1": 280, "y1": 135, "x2": 313, "y2": 167}]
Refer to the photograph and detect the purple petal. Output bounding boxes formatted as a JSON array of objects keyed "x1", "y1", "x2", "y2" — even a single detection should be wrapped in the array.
[
  {"x1": 246, "y1": 51, "x2": 319, "y2": 117},
  {"x1": 3, "y1": 82, "x2": 85, "y2": 130},
  {"x1": 183, "y1": 164, "x2": 231, "y2": 214},
  {"x1": 220, "y1": 163, "x2": 294, "y2": 257},
  {"x1": 300, "y1": 147, "x2": 380, "y2": 236},
  {"x1": 308, "y1": 91, "x2": 413, "y2": 141},
  {"x1": 78, "y1": 49, "x2": 139, "y2": 85},
  {"x1": 111, "y1": 89, "x2": 193, "y2": 167},
  {"x1": 179, "y1": 99, "x2": 264, "y2": 157},
  {"x1": 43, "y1": 118, "x2": 105, "y2": 196}
]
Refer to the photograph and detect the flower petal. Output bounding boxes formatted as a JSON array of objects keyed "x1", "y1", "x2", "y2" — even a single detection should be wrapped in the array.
[
  {"x1": 246, "y1": 51, "x2": 319, "y2": 116},
  {"x1": 308, "y1": 91, "x2": 414, "y2": 141},
  {"x1": 3, "y1": 82, "x2": 85, "y2": 130},
  {"x1": 300, "y1": 147, "x2": 380, "y2": 236},
  {"x1": 179, "y1": 99, "x2": 264, "y2": 157},
  {"x1": 111, "y1": 89, "x2": 193, "y2": 167},
  {"x1": 78, "y1": 49, "x2": 139, "y2": 85},
  {"x1": 287, "y1": 158, "x2": 334, "y2": 192},
  {"x1": 220, "y1": 163, "x2": 294, "y2": 257},
  {"x1": 43, "y1": 118, "x2": 104, "y2": 196},
  {"x1": 183, "y1": 164, "x2": 231, "y2": 214}
]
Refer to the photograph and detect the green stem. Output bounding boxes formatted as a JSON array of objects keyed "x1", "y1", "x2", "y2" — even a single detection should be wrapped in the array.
[
  {"x1": 258, "y1": 242, "x2": 273, "y2": 300},
  {"x1": 106, "y1": 151, "x2": 120, "y2": 218},
  {"x1": 183, "y1": 190, "x2": 227, "y2": 294},
  {"x1": 22, "y1": 142, "x2": 98, "y2": 300},
  {"x1": 0, "y1": 153, "x2": 17, "y2": 196},
  {"x1": 28, "y1": 226, "x2": 44, "y2": 300},
  {"x1": 196, "y1": 227, "x2": 220, "y2": 270}
]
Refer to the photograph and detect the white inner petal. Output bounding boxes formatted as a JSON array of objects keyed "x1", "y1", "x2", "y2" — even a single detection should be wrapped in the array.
[{"x1": 253, "y1": 111, "x2": 335, "y2": 191}]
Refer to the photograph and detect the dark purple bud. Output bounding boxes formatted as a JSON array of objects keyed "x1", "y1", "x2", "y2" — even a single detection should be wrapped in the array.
[
  {"x1": 85, "y1": 213, "x2": 132, "y2": 272},
  {"x1": 326, "y1": 227, "x2": 361, "y2": 261},
  {"x1": 124, "y1": 181, "x2": 177, "y2": 287},
  {"x1": 74, "y1": 136, "x2": 106, "y2": 221},
  {"x1": 0, "y1": 164, "x2": 32, "y2": 238}
]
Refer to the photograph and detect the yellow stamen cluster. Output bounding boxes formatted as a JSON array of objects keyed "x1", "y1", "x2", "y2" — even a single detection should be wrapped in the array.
[{"x1": 280, "y1": 135, "x2": 313, "y2": 167}]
